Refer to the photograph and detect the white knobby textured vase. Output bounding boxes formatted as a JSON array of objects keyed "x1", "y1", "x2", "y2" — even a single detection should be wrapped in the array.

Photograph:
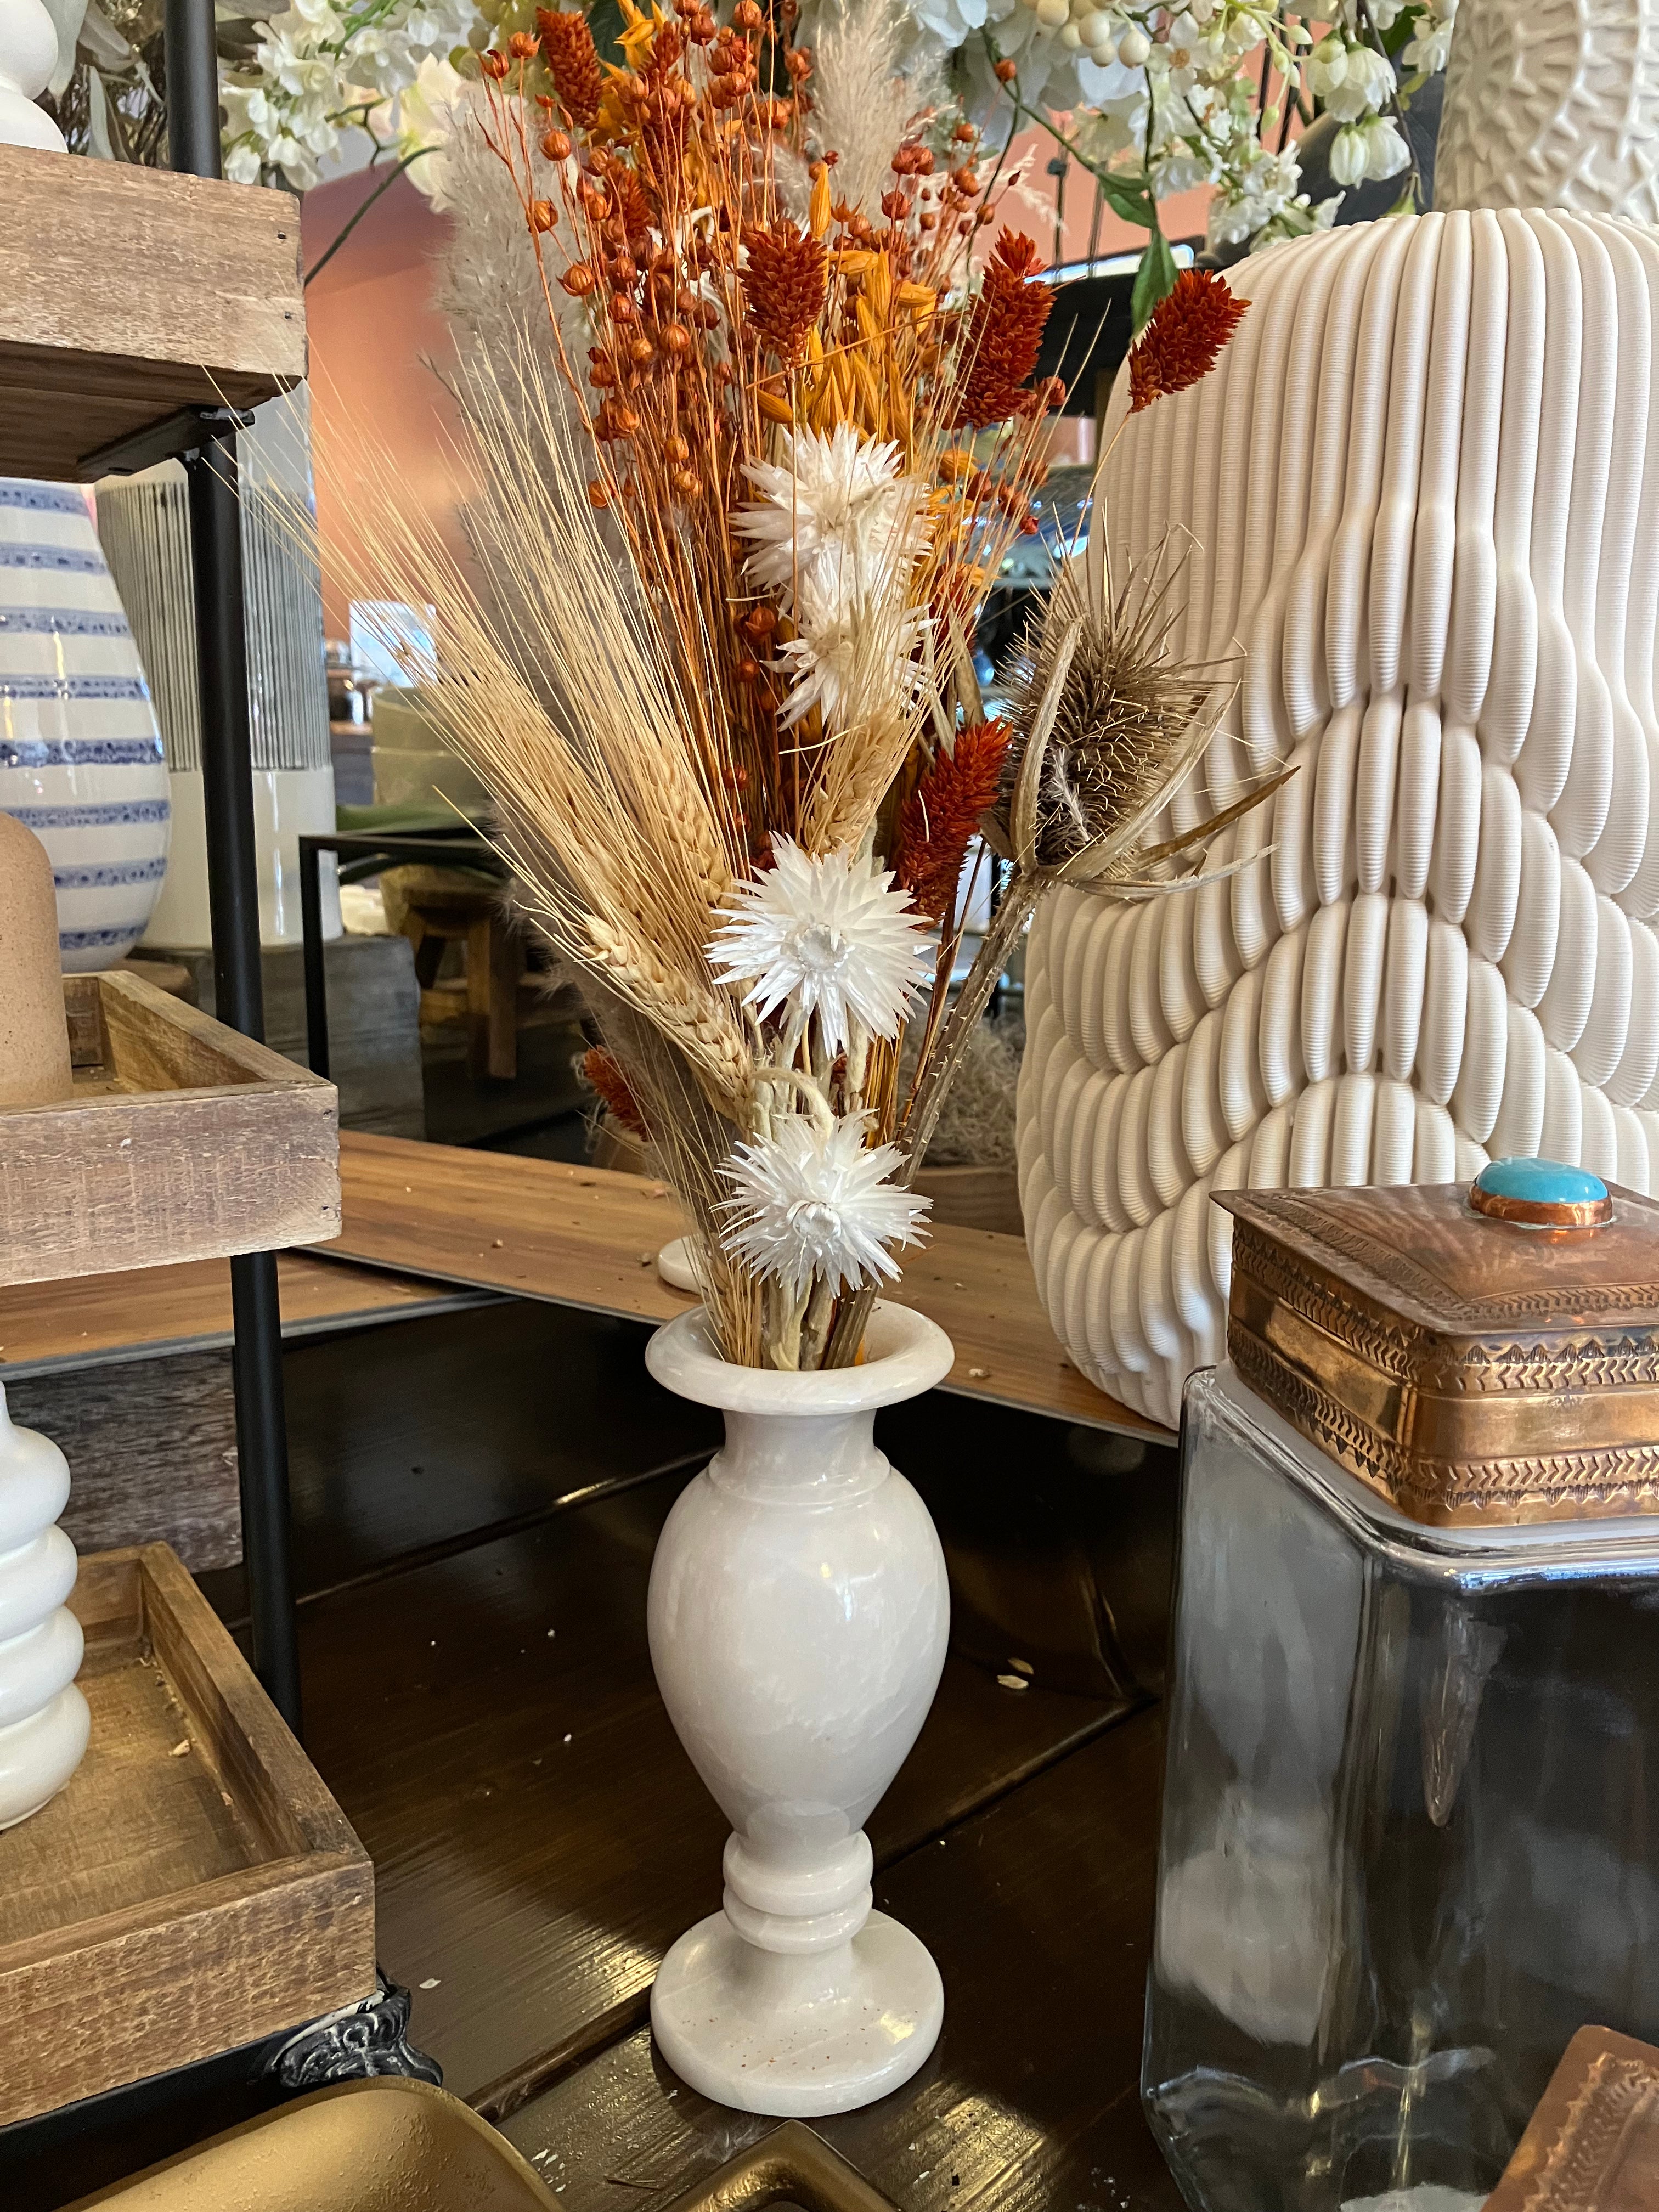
[
  {"x1": 644, "y1": 1300, "x2": 954, "y2": 2117},
  {"x1": 0, "y1": 1385, "x2": 88, "y2": 1829},
  {"x1": 0, "y1": 0, "x2": 65, "y2": 151},
  {"x1": 1019, "y1": 0, "x2": 1659, "y2": 1427}
]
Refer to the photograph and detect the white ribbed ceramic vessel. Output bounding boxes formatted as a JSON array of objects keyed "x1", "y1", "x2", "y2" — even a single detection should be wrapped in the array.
[
  {"x1": 1019, "y1": 0, "x2": 1659, "y2": 1428},
  {"x1": 0, "y1": 481, "x2": 170, "y2": 972},
  {"x1": 0, "y1": 1386, "x2": 88, "y2": 1830},
  {"x1": 96, "y1": 394, "x2": 341, "y2": 948},
  {"x1": 644, "y1": 1301, "x2": 953, "y2": 2117}
]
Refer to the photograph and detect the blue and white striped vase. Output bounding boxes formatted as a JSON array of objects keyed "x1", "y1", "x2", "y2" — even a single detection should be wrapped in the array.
[{"x1": 0, "y1": 480, "x2": 169, "y2": 973}]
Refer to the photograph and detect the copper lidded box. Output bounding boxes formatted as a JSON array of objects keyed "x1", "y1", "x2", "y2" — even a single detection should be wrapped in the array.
[
  {"x1": 1219, "y1": 1176, "x2": 1659, "y2": 1526},
  {"x1": 1142, "y1": 1164, "x2": 1659, "y2": 2212}
]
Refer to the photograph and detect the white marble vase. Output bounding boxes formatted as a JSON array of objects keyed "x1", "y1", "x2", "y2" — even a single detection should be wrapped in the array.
[
  {"x1": 644, "y1": 1301, "x2": 955, "y2": 2116},
  {"x1": 1019, "y1": 0, "x2": 1659, "y2": 1427},
  {"x1": 0, "y1": 1385, "x2": 88, "y2": 1830}
]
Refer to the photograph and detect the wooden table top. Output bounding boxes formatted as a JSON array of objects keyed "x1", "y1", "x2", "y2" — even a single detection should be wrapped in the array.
[
  {"x1": 330, "y1": 1133, "x2": 1164, "y2": 1442},
  {"x1": 0, "y1": 1251, "x2": 490, "y2": 1380}
]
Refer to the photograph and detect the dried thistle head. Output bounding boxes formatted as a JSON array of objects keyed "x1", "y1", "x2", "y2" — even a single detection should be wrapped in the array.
[{"x1": 989, "y1": 548, "x2": 1226, "y2": 878}]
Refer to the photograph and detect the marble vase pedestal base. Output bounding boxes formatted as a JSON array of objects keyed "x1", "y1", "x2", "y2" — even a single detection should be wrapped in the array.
[{"x1": 652, "y1": 1908, "x2": 944, "y2": 2117}]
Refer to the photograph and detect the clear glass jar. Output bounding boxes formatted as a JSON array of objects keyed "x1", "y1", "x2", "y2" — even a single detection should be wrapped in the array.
[{"x1": 1144, "y1": 1364, "x2": 1659, "y2": 2212}]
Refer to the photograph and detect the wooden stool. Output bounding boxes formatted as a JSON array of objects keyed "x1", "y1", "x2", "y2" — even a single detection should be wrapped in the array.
[{"x1": 382, "y1": 870, "x2": 522, "y2": 1081}]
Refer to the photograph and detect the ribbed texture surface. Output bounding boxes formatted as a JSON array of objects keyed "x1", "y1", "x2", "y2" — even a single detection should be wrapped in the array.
[
  {"x1": 95, "y1": 399, "x2": 330, "y2": 776},
  {"x1": 1020, "y1": 210, "x2": 1659, "y2": 1426}
]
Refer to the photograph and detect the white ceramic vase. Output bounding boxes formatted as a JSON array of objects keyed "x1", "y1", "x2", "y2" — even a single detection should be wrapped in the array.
[
  {"x1": 0, "y1": 1384, "x2": 88, "y2": 1830},
  {"x1": 96, "y1": 393, "x2": 342, "y2": 950},
  {"x1": 0, "y1": 0, "x2": 66, "y2": 151},
  {"x1": 644, "y1": 1300, "x2": 955, "y2": 2117},
  {"x1": 1019, "y1": 0, "x2": 1659, "y2": 1429},
  {"x1": 0, "y1": 479, "x2": 170, "y2": 970}
]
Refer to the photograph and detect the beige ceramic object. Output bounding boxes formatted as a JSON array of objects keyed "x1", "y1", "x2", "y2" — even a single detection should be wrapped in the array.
[
  {"x1": 1019, "y1": 0, "x2": 1659, "y2": 1426},
  {"x1": 0, "y1": 813, "x2": 71, "y2": 1107}
]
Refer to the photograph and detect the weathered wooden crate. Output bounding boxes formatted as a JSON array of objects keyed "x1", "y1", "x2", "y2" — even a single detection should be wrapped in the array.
[
  {"x1": 0, "y1": 1544, "x2": 375, "y2": 2127},
  {"x1": 0, "y1": 970, "x2": 339, "y2": 1287},
  {"x1": 0, "y1": 146, "x2": 304, "y2": 481}
]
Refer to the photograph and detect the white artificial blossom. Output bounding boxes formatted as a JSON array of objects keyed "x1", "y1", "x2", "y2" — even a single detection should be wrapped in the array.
[
  {"x1": 821, "y1": 0, "x2": 1458, "y2": 261},
  {"x1": 708, "y1": 838, "x2": 931, "y2": 1052},
  {"x1": 221, "y1": 0, "x2": 473, "y2": 189},
  {"x1": 718, "y1": 1115, "x2": 933, "y2": 1300}
]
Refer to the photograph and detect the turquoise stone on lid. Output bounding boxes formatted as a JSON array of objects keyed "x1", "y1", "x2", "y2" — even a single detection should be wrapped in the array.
[
  {"x1": 1470, "y1": 1156, "x2": 1613, "y2": 1230},
  {"x1": 1475, "y1": 1158, "x2": 1607, "y2": 1207}
]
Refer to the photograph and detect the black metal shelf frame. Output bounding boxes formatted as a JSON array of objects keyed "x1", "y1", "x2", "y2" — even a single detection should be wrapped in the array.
[{"x1": 82, "y1": 0, "x2": 312, "y2": 1729}]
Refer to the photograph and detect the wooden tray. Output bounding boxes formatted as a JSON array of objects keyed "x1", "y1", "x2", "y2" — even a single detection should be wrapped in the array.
[
  {"x1": 0, "y1": 971, "x2": 340, "y2": 1288},
  {"x1": 0, "y1": 1544, "x2": 375, "y2": 2128},
  {"x1": 0, "y1": 146, "x2": 303, "y2": 483}
]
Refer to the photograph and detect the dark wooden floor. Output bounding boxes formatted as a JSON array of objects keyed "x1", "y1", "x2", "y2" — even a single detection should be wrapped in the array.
[{"x1": 22, "y1": 1301, "x2": 1187, "y2": 2210}]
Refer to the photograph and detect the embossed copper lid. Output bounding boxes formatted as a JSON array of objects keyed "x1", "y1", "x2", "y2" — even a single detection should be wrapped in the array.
[{"x1": 1216, "y1": 1164, "x2": 1659, "y2": 1528}]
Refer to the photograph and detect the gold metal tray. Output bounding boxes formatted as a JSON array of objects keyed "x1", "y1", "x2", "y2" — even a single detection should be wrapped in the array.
[
  {"x1": 1221, "y1": 1180, "x2": 1659, "y2": 1526},
  {"x1": 64, "y1": 2079, "x2": 557, "y2": 2210},
  {"x1": 658, "y1": 2122, "x2": 898, "y2": 2210},
  {"x1": 64, "y1": 2089, "x2": 898, "y2": 2212}
]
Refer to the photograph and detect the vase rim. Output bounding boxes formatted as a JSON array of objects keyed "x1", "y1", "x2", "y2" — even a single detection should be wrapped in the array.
[{"x1": 645, "y1": 1300, "x2": 955, "y2": 1414}]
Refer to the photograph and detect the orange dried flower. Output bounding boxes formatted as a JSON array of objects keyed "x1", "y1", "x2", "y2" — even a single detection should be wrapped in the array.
[
  {"x1": 742, "y1": 222, "x2": 827, "y2": 366},
  {"x1": 507, "y1": 29, "x2": 539, "y2": 58},
  {"x1": 537, "y1": 8, "x2": 603, "y2": 127},
  {"x1": 1127, "y1": 267, "x2": 1246, "y2": 413},
  {"x1": 952, "y1": 229, "x2": 1054, "y2": 431},
  {"x1": 581, "y1": 1047, "x2": 648, "y2": 1138},
  {"x1": 894, "y1": 720, "x2": 1012, "y2": 922}
]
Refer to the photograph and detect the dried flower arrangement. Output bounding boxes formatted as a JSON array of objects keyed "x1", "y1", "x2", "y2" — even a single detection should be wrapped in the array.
[{"x1": 345, "y1": 0, "x2": 1254, "y2": 1373}]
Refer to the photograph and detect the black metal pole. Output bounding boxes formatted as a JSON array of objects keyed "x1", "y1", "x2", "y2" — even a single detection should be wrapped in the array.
[
  {"x1": 168, "y1": 0, "x2": 303, "y2": 1733},
  {"x1": 298, "y1": 839, "x2": 330, "y2": 1081}
]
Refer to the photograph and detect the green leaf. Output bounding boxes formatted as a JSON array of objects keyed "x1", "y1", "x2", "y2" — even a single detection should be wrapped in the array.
[
  {"x1": 1091, "y1": 167, "x2": 1156, "y2": 228},
  {"x1": 1130, "y1": 228, "x2": 1178, "y2": 335},
  {"x1": 588, "y1": 0, "x2": 627, "y2": 65},
  {"x1": 1382, "y1": 174, "x2": 1420, "y2": 218}
]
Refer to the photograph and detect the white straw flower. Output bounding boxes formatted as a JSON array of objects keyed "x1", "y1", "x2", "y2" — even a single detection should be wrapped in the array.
[
  {"x1": 718, "y1": 1115, "x2": 932, "y2": 1299},
  {"x1": 772, "y1": 588, "x2": 930, "y2": 731},
  {"x1": 708, "y1": 838, "x2": 930, "y2": 1050},
  {"x1": 735, "y1": 425, "x2": 931, "y2": 613}
]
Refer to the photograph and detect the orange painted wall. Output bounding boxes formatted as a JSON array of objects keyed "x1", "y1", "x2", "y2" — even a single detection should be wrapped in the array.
[{"x1": 301, "y1": 168, "x2": 468, "y2": 641}]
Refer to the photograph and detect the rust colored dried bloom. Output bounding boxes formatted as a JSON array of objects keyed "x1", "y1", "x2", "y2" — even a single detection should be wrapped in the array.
[
  {"x1": 895, "y1": 720, "x2": 1012, "y2": 921},
  {"x1": 742, "y1": 222, "x2": 828, "y2": 366},
  {"x1": 537, "y1": 9, "x2": 603, "y2": 126},
  {"x1": 952, "y1": 229, "x2": 1054, "y2": 431},
  {"x1": 1128, "y1": 267, "x2": 1246, "y2": 413},
  {"x1": 581, "y1": 1047, "x2": 648, "y2": 1138}
]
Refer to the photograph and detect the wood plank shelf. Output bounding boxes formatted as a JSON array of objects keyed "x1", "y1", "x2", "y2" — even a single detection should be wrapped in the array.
[
  {"x1": 0, "y1": 1545, "x2": 375, "y2": 2129},
  {"x1": 325, "y1": 1133, "x2": 1166, "y2": 1440},
  {"x1": 0, "y1": 146, "x2": 304, "y2": 481},
  {"x1": 0, "y1": 972, "x2": 340, "y2": 1288},
  {"x1": 0, "y1": 1253, "x2": 494, "y2": 1381}
]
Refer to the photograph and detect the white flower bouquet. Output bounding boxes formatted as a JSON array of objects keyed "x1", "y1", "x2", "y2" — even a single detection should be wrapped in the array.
[{"x1": 338, "y1": 5, "x2": 1265, "y2": 1372}]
